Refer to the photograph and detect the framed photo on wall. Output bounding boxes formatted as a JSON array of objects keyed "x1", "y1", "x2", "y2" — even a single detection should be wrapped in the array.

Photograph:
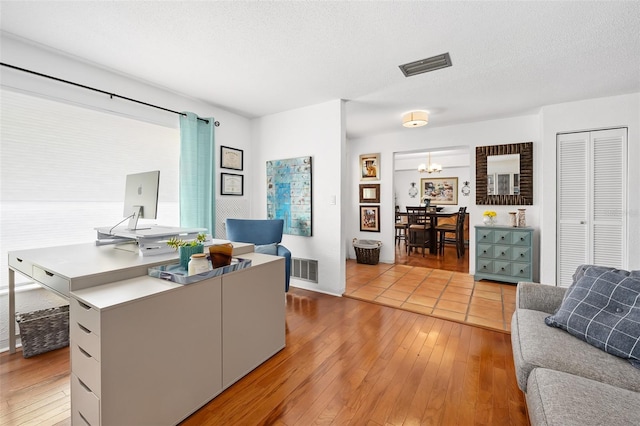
[
  {"x1": 359, "y1": 184, "x2": 380, "y2": 203},
  {"x1": 220, "y1": 146, "x2": 243, "y2": 170},
  {"x1": 420, "y1": 177, "x2": 458, "y2": 205},
  {"x1": 359, "y1": 153, "x2": 380, "y2": 181},
  {"x1": 359, "y1": 205, "x2": 380, "y2": 232},
  {"x1": 221, "y1": 173, "x2": 243, "y2": 196}
]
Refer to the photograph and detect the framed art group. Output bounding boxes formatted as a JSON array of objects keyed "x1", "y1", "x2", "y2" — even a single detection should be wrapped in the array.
[
  {"x1": 220, "y1": 146, "x2": 244, "y2": 196},
  {"x1": 359, "y1": 153, "x2": 381, "y2": 232}
]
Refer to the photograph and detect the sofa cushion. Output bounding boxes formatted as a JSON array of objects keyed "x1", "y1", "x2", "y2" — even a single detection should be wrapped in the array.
[
  {"x1": 511, "y1": 309, "x2": 640, "y2": 392},
  {"x1": 544, "y1": 265, "x2": 640, "y2": 367},
  {"x1": 526, "y1": 368, "x2": 640, "y2": 426}
]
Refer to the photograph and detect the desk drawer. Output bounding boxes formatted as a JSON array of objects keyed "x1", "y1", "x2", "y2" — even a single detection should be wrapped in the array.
[
  {"x1": 71, "y1": 373, "x2": 100, "y2": 426},
  {"x1": 33, "y1": 266, "x2": 70, "y2": 297},
  {"x1": 71, "y1": 343, "x2": 101, "y2": 398},
  {"x1": 8, "y1": 254, "x2": 33, "y2": 277},
  {"x1": 70, "y1": 297, "x2": 100, "y2": 334},
  {"x1": 71, "y1": 320, "x2": 100, "y2": 362}
]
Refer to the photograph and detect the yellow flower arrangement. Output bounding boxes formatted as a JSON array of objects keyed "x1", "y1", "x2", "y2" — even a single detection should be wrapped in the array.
[{"x1": 483, "y1": 210, "x2": 497, "y2": 218}]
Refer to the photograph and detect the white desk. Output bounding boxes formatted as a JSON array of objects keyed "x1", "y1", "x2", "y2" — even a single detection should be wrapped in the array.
[
  {"x1": 7, "y1": 243, "x2": 285, "y2": 425},
  {"x1": 7, "y1": 240, "x2": 253, "y2": 353}
]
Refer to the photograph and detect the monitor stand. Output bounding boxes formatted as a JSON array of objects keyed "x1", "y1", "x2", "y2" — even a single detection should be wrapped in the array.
[{"x1": 127, "y1": 206, "x2": 151, "y2": 231}]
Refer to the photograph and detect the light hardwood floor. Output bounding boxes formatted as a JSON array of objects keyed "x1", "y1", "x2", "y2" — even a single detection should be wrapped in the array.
[{"x1": 0, "y1": 287, "x2": 528, "y2": 425}]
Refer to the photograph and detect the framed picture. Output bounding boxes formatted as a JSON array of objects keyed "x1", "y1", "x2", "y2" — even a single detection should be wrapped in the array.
[
  {"x1": 359, "y1": 153, "x2": 380, "y2": 181},
  {"x1": 220, "y1": 146, "x2": 243, "y2": 170},
  {"x1": 359, "y1": 205, "x2": 380, "y2": 232},
  {"x1": 359, "y1": 184, "x2": 380, "y2": 203},
  {"x1": 267, "y1": 156, "x2": 312, "y2": 236},
  {"x1": 221, "y1": 173, "x2": 243, "y2": 196},
  {"x1": 420, "y1": 177, "x2": 458, "y2": 205}
]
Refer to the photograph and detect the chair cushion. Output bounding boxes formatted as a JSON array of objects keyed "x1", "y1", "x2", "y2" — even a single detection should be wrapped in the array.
[
  {"x1": 255, "y1": 243, "x2": 278, "y2": 255},
  {"x1": 545, "y1": 265, "x2": 640, "y2": 368}
]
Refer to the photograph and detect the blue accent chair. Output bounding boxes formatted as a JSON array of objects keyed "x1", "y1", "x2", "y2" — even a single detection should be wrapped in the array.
[{"x1": 225, "y1": 219, "x2": 291, "y2": 292}]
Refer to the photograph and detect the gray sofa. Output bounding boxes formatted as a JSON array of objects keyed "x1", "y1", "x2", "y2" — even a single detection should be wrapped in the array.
[{"x1": 511, "y1": 282, "x2": 640, "y2": 426}]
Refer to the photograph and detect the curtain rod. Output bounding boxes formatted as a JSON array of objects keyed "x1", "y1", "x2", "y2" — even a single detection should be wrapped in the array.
[{"x1": 1, "y1": 62, "x2": 220, "y2": 126}]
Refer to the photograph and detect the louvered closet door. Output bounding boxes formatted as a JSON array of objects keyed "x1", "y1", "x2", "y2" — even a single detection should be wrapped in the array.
[{"x1": 556, "y1": 128, "x2": 628, "y2": 287}]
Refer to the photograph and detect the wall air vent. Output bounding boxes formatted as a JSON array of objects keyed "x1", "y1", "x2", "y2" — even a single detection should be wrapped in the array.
[
  {"x1": 399, "y1": 52, "x2": 452, "y2": 77},
  {"x1": 291, "y1": 258, "x2": 318, "y2": 283}
]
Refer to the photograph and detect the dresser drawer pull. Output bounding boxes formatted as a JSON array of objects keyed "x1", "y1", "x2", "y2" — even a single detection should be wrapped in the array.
[
  {"x1": 483, "y1": 250, "x2": 487, "y2": 254},
  {"x1": 501, "y1": 267, "x2": 505, "y2": 271},
  {"x1": 45, "y1": 270, "x2": 54, "y2": 277},
  {"x1": 501, "y1": 252, "x2": 505, "y2": 256},
  {"x1": 500, "y1": 236, "x2": 505, "y2": 240},
  {"x1": 16, "y1": 257, "x2": 24, "y2": 263},
  {"x1": 78, "y1": 377, "x2": 92, "y2": 392},
  {"x1": 520, "y1": 237, "x2": 525, "y2": 241},
  {"x1": 520, "y1": 253, "x2": 525, "y2": 257},
  {"x1": 78, "y1": 411, "x2": 91, "y2": 426},
  {"x1": 520, "y1": 269, "x2": 524, "y2": 273},
  {"x1": 79, "y1": 346, "x2": 93, "y2": 359},
  {"x1": 78, "y1": 324, "x2": 91, "y2": 334},
  {"x1": 78, "y1": 301, "x2": 92, "y2": 310},
  {"x1": 482, "y1": 266, "x2": 487, "y2": 269}
]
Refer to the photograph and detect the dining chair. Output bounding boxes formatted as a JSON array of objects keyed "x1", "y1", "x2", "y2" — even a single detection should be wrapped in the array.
[
  {"x1": 395, "y1": 210, "x2": 408, "y2": 246},
  {"x1": 406, "y1": 206, "x2": 430, "y2": 256},
  {"x1": 435, "y1": 207, "x2": 467, "y2": 258}
]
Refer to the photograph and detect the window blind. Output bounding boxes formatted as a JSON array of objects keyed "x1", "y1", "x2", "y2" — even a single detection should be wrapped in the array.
[{"x1": 0, "y1": 88, "x2": 180, "y2": 288}]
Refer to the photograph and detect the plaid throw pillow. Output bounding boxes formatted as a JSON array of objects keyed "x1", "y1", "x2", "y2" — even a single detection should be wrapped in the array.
[{"x1": 545, "y1": 265, "x2": 640, "y2": 368}]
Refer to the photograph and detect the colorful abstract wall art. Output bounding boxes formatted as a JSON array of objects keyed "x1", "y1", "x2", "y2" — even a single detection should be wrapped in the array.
[{"x1": 266, "y1": 156, "x2": 312, "y2": 236}]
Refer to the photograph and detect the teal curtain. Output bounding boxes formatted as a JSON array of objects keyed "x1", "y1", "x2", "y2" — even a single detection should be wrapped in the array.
[{"x1": 179, "y1": 112, "x2": 215, "y2": 234}]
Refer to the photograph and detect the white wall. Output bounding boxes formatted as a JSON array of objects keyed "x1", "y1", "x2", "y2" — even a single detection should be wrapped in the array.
[
  {"x1": 251, "y1": 100, "x2": 346, "y2": 296},
  {"x1": 539, "y1": 93, "x2": 640, "y2": 284},
  {"x1": 347, "y1": 115, "x2": 541, "y2": 273}
]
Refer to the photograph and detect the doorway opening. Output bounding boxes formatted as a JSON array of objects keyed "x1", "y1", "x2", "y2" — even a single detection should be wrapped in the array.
[{"x1": 393, "y1": 148, "x2": 470, "y2": 272}]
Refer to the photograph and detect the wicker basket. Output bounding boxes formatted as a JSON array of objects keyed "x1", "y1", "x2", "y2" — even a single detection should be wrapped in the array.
[
  {"x1": 15, "y1": 305, "x2": 70, "y2": 358},
  {"x1": 353, "y1": 238, "x2": 382, "y2": 265}
]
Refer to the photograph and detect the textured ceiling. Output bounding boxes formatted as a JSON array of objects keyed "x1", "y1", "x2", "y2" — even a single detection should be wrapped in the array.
[{"x1": 1, "y1": 1, "x2": 639, "y2": 140}]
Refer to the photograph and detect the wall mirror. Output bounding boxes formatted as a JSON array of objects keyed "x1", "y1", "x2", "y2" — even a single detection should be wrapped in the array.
[{"x1": 476, "y1": 142, "x2": 532, "y2": 205}]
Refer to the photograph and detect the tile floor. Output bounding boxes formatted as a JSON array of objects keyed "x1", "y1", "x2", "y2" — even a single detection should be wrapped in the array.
[{"x1": 344, "y1": 259, "x2": 517, "y2": 333}]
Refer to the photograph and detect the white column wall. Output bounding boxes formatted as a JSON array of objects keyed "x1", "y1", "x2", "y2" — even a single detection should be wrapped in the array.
[{"x1": 251, "y1": 100, "x2": 346, "y2": 296}]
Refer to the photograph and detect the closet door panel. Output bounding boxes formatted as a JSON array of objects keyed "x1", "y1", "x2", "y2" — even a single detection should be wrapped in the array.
[
  {"x1": 592, "y1": 129, "x2": 626, "y2": 268},
  {"x1": 557, "y1": 132, "x2": 589, "y2": 287},
  {"x1": 556, "y1": 128, "x2": 627, "y2": 287}
]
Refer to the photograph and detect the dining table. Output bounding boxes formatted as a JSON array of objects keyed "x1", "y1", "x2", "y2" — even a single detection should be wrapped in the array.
[{"x1": 397, "y1": 210, "x2": 457, "y2": 254}]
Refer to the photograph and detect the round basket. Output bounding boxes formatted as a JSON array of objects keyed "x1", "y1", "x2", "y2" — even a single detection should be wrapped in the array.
[{"x1": 352, "y1": 238, "x2": 382, "y2": 265}]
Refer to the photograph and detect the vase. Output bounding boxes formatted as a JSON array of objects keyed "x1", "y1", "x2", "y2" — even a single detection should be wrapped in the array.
[
  {"x1": 209, "y1": 243, "x2": 233, "y2": 268},
  {"x1": 179, "y1": 245, "x2": 204, "y2": 270},
  {"x1": 517, "y1": 209, "x2": 527, "y2": 227},
  {"x1": 509, "y1": 212, "x2": 518, "y2": 227},
  {"x1": 483, "y1": 216, "x2": 495, "y2": 226}
]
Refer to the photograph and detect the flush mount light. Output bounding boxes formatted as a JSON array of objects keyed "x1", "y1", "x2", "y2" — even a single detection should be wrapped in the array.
[{"x1": 402, "y1": 111, "x2": 429, "y2": 128}]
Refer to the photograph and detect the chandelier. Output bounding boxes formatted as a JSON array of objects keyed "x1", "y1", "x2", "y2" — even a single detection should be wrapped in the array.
[{"x1": 417, "y1": 152, "x2": 442, "y2": 173}]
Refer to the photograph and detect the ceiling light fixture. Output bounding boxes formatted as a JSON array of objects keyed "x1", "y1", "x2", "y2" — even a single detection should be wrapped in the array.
[
  {"x1": 418, "y1": 152, "x2": 442, "y2": 174},
  {"x1": 402, "y1": 111, "x2": 429, "y2": 128}
]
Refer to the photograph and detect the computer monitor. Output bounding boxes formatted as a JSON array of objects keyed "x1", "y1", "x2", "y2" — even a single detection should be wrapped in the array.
[{"x1": 123, "y1": 170, "x2": 160, "y2": 230}]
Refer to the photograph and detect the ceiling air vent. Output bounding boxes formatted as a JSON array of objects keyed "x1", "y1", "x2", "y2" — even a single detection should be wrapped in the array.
[{"x1": 399, "y1": 52, "x2": 452, "y2": 77}]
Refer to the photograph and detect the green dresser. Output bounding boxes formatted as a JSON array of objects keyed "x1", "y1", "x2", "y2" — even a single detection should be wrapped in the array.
[{"x1": 475, "y1": 226, "x2": 534, "y2": 284}]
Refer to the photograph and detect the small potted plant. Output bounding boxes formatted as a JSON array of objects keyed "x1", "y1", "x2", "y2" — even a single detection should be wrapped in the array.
[{"x1": 167, "y1": 233, "x2": 207, "y2": 270}]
